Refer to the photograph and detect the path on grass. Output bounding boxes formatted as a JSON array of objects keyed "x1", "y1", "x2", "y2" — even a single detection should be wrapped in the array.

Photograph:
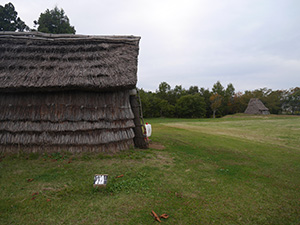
[{"x1": 163, "y1": 117, "x2": 300, "y2": 151}]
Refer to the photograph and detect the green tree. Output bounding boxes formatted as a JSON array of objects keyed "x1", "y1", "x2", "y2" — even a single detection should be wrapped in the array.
[
  {"x1": 210, "y1": 93, "x2": 223, "y2": 118},
  {"x1": 158, "y1": 99, "x2": 175, "y2": 117},
  {"x1": 231, "y1": 92, "x2": 247, "y2": 113},
  {"x1": 168, "y1": 85, "x2": 186, "y2": 105},
  {"x1": 34, "y1": 6, "x2": 75, "y2": 34},
  {"x1": 212, "y1": 81, "x2": 225, "y2": 96},
  {"x1": 225, "y1": 83, "x2": 235, "y2": 98},
  {"x1": 187, "y1": 86, "x2": 199, "y2": 95},
  {"x1": 282, "y1": 87, "x2": 300, "y2": 114},
  {"x1": 139, "y1": 88, "x2": 175, "y2": 118},
  {"x1": 157, "y1": 82, "x2": 171, "y2": 100},
  {"x1": 211, "y1": 81, "x2": 226, "y2": 116},
  {"x1": 139, "y1": 89, "x2": 160, "y2": 118},
  {"x1": 199, "y1": 87, "x2": 212, "y2": 117},
  {"x1": 158, "y1": 82, "x2": 171, "y2": 94},
  {"x1": 264, "y1": 90, "x2": 283, "y2": 114},
  {"x1": 176, "y1": 94, "x2": 206, "y2": 118},
  {"x1": 0, "y1": 2, "x2": 29, "y2": 31},
  {"x1": 224, "y1": 83, "x2": 235, "y2": 114}
]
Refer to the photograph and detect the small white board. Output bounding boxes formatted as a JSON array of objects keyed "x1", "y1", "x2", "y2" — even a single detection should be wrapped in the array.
[{"x1": 93, "y1": 174, "x2": 108, "y2": 187}]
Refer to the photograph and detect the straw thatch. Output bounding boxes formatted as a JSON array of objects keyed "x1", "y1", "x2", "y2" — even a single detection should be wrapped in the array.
[
  {"x1": 244, "y1": 98, "x2": 270, "y2": 115},
  {"x1": 0, "y1": 32, "x2": 140, "y2": 92},
  {"x1": 0, "y1": 32, "x2": 146, "y2": 153}
]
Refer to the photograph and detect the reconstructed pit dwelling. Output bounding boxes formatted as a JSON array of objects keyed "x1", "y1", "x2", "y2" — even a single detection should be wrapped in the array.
[
  {"x1": 0, "y1": 32, "x2": 148, "y2": 153},
  {"x1": 244, "y1": 98, "x2": 270, "y2": 115}
]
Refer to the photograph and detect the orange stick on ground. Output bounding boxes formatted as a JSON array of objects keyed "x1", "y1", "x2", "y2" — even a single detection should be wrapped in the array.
[
  {"x1": 115, "y1": 174, "x2": 124, "y2": 178},
  {"x1": 151, "y1": 210, "x2": 161, "y2": 222},
  {"x1": 160, "y1": 214, "x2": 169, "y2": 219}
]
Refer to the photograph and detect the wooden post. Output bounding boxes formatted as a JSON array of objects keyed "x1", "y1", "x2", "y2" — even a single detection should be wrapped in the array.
[{"x1": 129, "y1": 89, "x2": 149, "y2": 149}]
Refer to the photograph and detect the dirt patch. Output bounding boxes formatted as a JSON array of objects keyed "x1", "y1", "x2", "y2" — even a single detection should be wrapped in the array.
[{"x1": 149, "y1": 142, "x2": 165, "y2": 150}]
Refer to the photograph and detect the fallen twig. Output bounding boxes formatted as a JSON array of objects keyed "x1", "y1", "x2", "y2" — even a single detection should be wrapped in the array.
[
  {"x1": 160, "y1": 214, "x2": 169, "y2": 219},
  {"x1": 151, "y1": 210, "x2": 170, "y2": 222},
  {"x1": 151, "y1": 210, "x2": 161, "y2": 222}
]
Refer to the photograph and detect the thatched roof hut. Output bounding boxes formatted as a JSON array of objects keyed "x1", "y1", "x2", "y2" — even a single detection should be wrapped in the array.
[
  {"x1": 0, "y1": 31, "x2": 148, "y2": 153},
  {"x1": 244, "y1": 98, "x2": 270, "y2": 115}
]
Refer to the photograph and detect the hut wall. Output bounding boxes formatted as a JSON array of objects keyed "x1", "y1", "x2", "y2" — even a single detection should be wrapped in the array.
[{"x1": 0, "y1": 90, "x2": 135, "y2": 153}]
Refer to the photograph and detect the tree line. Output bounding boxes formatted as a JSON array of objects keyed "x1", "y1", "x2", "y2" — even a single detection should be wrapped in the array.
[
  {"x1": 139, "y1": 81, "x2": 300, "y2": 118},
  {"x1": 0, "y1": 2, "x2": 75, "y2": 34}
]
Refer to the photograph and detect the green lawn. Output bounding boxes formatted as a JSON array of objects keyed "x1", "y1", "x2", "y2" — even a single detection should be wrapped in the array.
[{"x1": 1, "y1": 115, "x2": 300, "y2": 224}]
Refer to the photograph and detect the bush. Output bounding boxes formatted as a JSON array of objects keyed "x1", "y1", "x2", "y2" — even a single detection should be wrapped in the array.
[{"x1": 175, "y1": 94, "x2": 206, "y2": 118}]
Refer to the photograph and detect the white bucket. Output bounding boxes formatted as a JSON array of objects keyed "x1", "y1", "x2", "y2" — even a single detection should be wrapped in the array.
[{"x1": 145, "y1": 123, "x2": 152, "y2": 137}]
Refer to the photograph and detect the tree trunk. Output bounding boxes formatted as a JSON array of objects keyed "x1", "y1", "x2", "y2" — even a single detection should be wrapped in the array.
[{"x1": 129, "y1": 94, "x2": 149, "y2": 149}]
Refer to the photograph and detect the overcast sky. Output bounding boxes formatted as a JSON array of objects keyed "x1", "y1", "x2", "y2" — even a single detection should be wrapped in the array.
[{"x1": 8, "y1": 0, "x2": 300, "y2": 92}]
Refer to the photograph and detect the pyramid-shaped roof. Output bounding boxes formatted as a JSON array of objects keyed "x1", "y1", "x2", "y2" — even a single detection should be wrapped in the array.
[{"x1": 244, "y1": 98, "x2": 270, "y2": 114}]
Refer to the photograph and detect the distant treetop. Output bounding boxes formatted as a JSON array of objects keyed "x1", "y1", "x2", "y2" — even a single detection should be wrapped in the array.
[
  {"x1": 34, "y1": 6, "x2": 76, "y2": 34},
  {"x1": 0, "y1": 2, "x2": 29, "y2": 31}
]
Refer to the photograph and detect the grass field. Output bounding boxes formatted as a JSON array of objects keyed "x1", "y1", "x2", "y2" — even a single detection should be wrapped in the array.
[{"x1": 1, "y1": 114, "x2": 300, "y2": 224}]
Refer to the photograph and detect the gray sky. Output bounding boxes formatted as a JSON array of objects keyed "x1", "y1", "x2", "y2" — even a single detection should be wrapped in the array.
[{"x1": 8, "y1": 0, "x2": 300, "y2": 92}]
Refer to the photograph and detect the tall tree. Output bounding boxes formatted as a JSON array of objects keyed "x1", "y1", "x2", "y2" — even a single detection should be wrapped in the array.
[
  {"x1": 211, "y1": 81, "x2": 226, "y2": 116},
  {"x1": 225, "y1": 83, "x2": 235, "y2": 97},
  {"x1": 157, "y1": 81, "x2": 171, "y2": 102},
  {"x1": 187, "y1": 86, "x2": 199, "y2": 95},
  {"x1": 168, "y1": 85, "x2": 186, "y2": 105},
  {"x1": 200, "y1": 87, "x2": 212, "y2": 118},
  {"x1": 224, "y1": 83, "x2": 235, "y2": 114},
  {"x1": 34, "y1": 6, "x2": 75, "y2": 34},
  {"x1": 210, "y1": 93, "x2": 223, "y2": 118},
  {"x1": 0, "y1": 2, "x2": 29, "y2": 31},
  {"x1": 264, "y1": 90, "x2": 283, "y2": 114},
  {"x1": 282, "y1": 87, "x2": 300, "y2": 114},
  {"x1": 231, "y1": 92, "x2": 246, "y2": 114},
  {"x1": 212, "y1": 81, "x2": 225, "y2": 96}
]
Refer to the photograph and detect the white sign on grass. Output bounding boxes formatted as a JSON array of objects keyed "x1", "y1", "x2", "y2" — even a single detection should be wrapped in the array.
[{"x1": 93, "y1": 174, "x2": 108, "y2": 187}]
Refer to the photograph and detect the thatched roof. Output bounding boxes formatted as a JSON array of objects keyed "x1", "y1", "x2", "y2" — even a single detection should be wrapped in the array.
[
  {"x1": 0, "y1": 32, "x2": 140, "y2": 92},
  {"x1": 244, "y1": 98, "x2": 270, "y2": 114}
]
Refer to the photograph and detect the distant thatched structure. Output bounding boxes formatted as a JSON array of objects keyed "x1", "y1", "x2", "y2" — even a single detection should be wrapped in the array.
[
  {"x1": 244, "y1": 98, "x2": 270, "y2": 115},
  {"x1": 0, "y1": 31, "x2": 148, "y2": 153}
]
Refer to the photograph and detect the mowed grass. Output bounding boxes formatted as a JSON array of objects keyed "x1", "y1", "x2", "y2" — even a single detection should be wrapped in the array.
[{"x1": 1, "y1": 115, "x2": 300, "y2": 224}]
